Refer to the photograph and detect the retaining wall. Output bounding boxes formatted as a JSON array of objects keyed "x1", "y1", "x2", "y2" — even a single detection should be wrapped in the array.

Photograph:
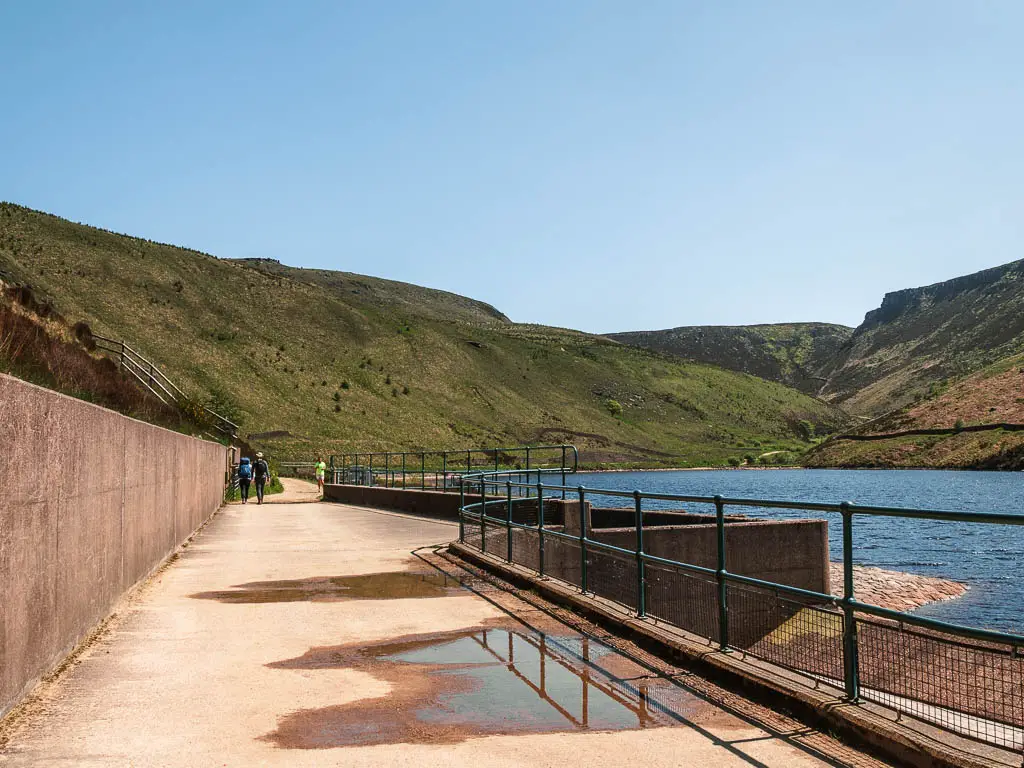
[
  {"x1": 591, "y1": 520, "x2": 830, "y2": 593},
  {"x1": 322, "y1": 484, "x2": 471, "y2": 519},
  {"x1": 0, "y1": 374, "x2": 228, "y2": 718}
]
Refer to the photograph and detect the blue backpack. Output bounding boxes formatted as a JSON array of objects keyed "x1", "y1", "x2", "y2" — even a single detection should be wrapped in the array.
[{"x1": 238, "y1": 461, "x2": 252, "y2": 480}]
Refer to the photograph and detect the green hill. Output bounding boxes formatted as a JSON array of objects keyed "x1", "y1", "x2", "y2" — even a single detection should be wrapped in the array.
[
  {"x1": 806, "y1": 352, "x2": 1024, "y2": 470},
  {"x1": 818, "y1": 259, "x2": 1024, "y2": 417},
  {"x1": 0, "y1": 203, "x2": 847, "y2": 465},
  {"x1": 607, "y1": 323, "x2": 852, "y2": 394}
]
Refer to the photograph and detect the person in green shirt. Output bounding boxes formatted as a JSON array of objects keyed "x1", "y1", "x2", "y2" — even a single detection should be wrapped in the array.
[{"x1": 314, "y1": 457, "x2": 327, "y2": 494}]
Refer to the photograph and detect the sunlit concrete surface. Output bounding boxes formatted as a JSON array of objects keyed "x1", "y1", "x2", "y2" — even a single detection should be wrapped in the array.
[{"x1": 0, "y1": 482, "x2": 865, "y2": 767}]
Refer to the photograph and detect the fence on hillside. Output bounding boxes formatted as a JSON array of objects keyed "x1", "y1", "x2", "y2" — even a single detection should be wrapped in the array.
[
  {"x1": 456, "y1": 468, "x2": 1024, "y2": 756},
  {"x1": 93, "y1": 335, "x2": 237, "y2": 439}
]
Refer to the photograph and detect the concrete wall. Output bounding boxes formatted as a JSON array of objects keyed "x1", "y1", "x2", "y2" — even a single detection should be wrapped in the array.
[
  {"x1": 322, "y1": 484, "x2": 468, "y2": 519},
  {"x1": 0, "y1": 374, "x2": 227, "y2": 718},
  {"x1": 590, "y1": 520, "x2": 830, "y2": 594}
]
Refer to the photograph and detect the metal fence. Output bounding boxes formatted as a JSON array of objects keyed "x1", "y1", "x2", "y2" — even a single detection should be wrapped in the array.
[
  {"x1": 93, "y1": 334, "x2": 238, "y2": 438},
  {"x1": 328, "y1": 444, "x2": 578, "y2": 493},
  {"x1": 458, "y1": 470, "x2": 1024, "y2": 754}
]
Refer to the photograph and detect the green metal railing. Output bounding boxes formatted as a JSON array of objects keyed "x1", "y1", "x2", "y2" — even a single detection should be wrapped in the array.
[
  {"x1": 458, "y1": 471, "x2": 1024, "y2": 753},
  {"x1": 327, "y1": 444, "x2": 578, "y2": 494}
]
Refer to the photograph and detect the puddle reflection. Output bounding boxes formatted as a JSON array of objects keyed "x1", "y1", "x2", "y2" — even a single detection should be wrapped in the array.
[{"x1": 265, "y1": 626, "x2": 718, "y2": 747}]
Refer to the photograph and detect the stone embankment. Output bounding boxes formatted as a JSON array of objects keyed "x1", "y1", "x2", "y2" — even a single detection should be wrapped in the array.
[{"x1": 829, "y1": 563, "x2": 967, "y2": 611}]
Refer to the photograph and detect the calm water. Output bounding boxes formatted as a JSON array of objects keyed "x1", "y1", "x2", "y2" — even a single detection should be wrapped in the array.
[{"x1": 567, "y1": 469, "x2": 1024, "y2": 633}]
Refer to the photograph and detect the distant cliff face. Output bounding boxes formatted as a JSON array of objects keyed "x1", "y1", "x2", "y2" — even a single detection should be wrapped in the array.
[
  {"x1": 609, "y1": 258, "x2": 1024, "y2": 422},
  {"x1": 819, "y1": 259, "x2": 1024, "y2": 416},
  {"x1": 607, "y1": 323, "x2": 853, "y2": 394}
]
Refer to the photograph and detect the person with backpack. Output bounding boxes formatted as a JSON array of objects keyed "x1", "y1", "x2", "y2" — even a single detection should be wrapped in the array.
[
  {"x1": 253, "y1": 452, "x2": 270, "y2": 504},
  {"x1": 237, "y1": 457, "x2": 253, "y2": 503}
]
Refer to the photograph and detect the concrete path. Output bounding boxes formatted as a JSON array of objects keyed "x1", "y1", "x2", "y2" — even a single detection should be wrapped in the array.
[{"x1": 0, "y1": 488, "x2": 880, "y2": 767}]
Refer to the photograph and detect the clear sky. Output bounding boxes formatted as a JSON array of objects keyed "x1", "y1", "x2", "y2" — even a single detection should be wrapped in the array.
[{"x1": 2, "y1": 1, "x2": 1023, "y2": 332}]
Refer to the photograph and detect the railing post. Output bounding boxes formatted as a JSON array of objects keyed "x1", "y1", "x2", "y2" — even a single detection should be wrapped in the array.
[
  {"x1": 467, "y1": 450, "x2": 471, "y2": 474},
  {"x1": 480, "y1": 476, "x2": 487, "y2": 552},
  {"x1": 578, "y1": 486, "x2": 588, "y2": 593},
  {"x1": 421, "y1": 453, "x2": 426, "y2": 490},
  {"x1": 715, "y1": 495, "x2": 729, "y2": 650},
  {"x1": 841, "y1": 502, "x2": 860, "y2": 701},
  {"x1": 442, "y1": 453, "x2": 448, "y2": 492},
  {"x1": 458, "y1": 480, "x2": 465, "y2": 543},
  {"x1": 384, "y1": 453, "x2": 390, "y2": 488},
  {"x1": 561, "y1": 446, "x2": 567, "y2": 499},
  {"x1": 537, "y1": 480, "x2": 545, "y2": 577},
  {"x1": 526, "y1": 447, "x2": 531, "y2": 472},
  {"x1": 506, "y1": 480, "x2": 513, "y2": 563},
  {"x1": 401, "y1": 453, "x2": 406, "y2": 488},
  {"x1": 368, "y1": 454, "x2": 373, "y2": 487},
  {"x1": 635, "y1": 490, "x2": 645, "y2": 618},
  {"x1": 119, "y1": 340, "x2": 125, "y2": 370}
]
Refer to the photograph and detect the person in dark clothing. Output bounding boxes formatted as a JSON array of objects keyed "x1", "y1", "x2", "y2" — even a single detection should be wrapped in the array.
[
  {"x1": 253, "y1": 452, "x2": 270, "y2": 504},
  {"x1": 237, "y1": 457, "x2": 253, "y2": 503}
]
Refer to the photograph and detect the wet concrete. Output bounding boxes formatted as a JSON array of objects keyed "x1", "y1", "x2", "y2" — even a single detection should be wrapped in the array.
[
  {"x1": 0, "y1": 498, "x2": 867, "y2": 766},
  {"x1": 264, "y1": 623, "x2": 728, "y2": 748},
  {"x1": 190, "y1": 569, "x2": 461, "y2": 603}
]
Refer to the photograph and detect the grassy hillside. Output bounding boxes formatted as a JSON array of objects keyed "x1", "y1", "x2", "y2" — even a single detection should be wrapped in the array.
[
  {"x1": 607, "y1": 323, "x2": 852, "y2": 394},
  {"x1": 0, "y1": 281, "x2": 190, "y2": 431},
  {"x1": 806, "y1": 353, "x2": 1024, "y2": 469},
  {"x1": 818, "y1": 259, "x2": 1024, "y2": 417},
  {"x1": 0, "y1": 203, "x2": 848, "y2": 465}
]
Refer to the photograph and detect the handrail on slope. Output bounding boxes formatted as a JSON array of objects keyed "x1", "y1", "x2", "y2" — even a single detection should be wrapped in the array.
[{"x1": 92, "y1": 334, "x2": 238, "y2": 438}]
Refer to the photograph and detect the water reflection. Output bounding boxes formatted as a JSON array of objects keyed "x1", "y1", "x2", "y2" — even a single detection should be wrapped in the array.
[{"x1": 264, "y1": 625, "x2": 717, "y2": 747}]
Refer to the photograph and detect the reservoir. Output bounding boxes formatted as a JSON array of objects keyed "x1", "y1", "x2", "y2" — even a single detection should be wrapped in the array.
[{"x1": 569, "y1": 469, "x2": 1023, "y2": 633}]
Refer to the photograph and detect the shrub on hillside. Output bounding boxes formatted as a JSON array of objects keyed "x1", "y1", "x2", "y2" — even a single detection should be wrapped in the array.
[{"x1": 0, "y1": 299, "x2": 184, "y2": 429}]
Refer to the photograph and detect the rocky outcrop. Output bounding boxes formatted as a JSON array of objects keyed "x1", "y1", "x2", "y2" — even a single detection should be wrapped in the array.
[{"x1": 819, "y1": 259, "x2": 1024, "y2": 416}]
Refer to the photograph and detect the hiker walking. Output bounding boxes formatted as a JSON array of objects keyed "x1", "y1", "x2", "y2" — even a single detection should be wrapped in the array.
[
  {"x1": 314, "y1": 456, "x2": 327, "y2": 495},
  {"x1": 253, "y1": 452, "x2": 270, "y2": 504},
  {"x1": 237, "y1": 457, "x2": 253, "y2": 503}
]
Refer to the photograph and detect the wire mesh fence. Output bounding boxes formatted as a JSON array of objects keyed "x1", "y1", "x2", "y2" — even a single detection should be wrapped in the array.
[
  {"x1": 644, "y1": 562, "x2": 720, "y2": 643},
  {"x1": 586, "y1": 546, "x2": 639, "y2": 612},
  {"x1": 731, "y1": 582, "x2": 845, "y2": 682},
  {"x1": 858, "y1": 616, "x2": 1024, "y2": 750}
]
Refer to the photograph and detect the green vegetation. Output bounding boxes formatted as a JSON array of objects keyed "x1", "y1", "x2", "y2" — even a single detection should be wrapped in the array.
[
  {"x1": 607, "y1": 322, "x2": 852, "y2": 394},
  {"x1": 0, "y1": 203, "x2": 847, "y2": 465},
  {"x1": 0, "y1": 281, "x2": 202, "y2": 433},
  {"x1": 806, "y1": 351, "x2": 1024, "y2": 470},
  {"x1": 819, "y1": 258, "x2": 1024, "y2": 417}
]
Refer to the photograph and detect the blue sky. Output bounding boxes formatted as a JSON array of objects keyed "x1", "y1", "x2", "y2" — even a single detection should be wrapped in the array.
[{"x1": 2, "y1": 1, "x2": 1023, "y2": 332}]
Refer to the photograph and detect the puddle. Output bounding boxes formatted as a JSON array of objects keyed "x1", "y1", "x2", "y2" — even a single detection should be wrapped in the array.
[
  {"x1": 190, "y1": 571, "x2": 462, "y2": 603},
  {"x1": 263, "y1": 625, "x2": 722, "y2": 748}
]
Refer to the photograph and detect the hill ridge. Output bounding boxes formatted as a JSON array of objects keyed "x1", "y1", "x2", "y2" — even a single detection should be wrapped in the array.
[{"x1": 0, "y1": 203, "x2": 846, "y2": 466}]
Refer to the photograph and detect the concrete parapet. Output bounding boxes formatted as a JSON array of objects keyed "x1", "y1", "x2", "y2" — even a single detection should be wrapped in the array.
[
  {"x1": 593, "y1": 519, "x2": 830, "y2": 594},
  {"x1": 322, "y1": 484, "x2": 468, "y2": 519},
  {"x1": 0, "y1": 374, "x2": 226, "y2": 719}
]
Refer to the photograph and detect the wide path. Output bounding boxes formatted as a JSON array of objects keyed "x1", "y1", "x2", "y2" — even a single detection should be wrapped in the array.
[{"x1": 0, "y1": 485, "x2": 878, "y2": 767}]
